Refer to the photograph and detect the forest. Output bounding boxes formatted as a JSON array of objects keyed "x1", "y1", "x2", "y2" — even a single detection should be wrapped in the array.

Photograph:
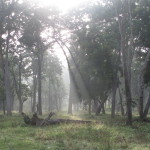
[{"x1": 0, "y1": 0, "x2": 150, "y2": 149}]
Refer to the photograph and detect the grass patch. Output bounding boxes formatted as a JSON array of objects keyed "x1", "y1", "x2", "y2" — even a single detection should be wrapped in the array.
[{"x1": 0, "y1": 112, "x2": 150, "y2": 150}]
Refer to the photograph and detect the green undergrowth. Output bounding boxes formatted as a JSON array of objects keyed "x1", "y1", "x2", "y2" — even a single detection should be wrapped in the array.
[{"x1": 0, "y1": 112, "x2": 150, "y2": 150}]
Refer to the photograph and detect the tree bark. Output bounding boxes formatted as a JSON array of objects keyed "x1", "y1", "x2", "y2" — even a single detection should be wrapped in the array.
[
  {"x1": 89, "y1": 99, "x2": 92, "y2": 115},
  {"x1": 139, "y1": 51, "x2": 150, "y2": 119},
  {"x1": 96, "y1": 101, "x2": 103, "y2": 115},
  {"x1": 93, "y1": 99, "x2": 98, "y2": 113},
  {"x1": 0, "y1": 35, "x2": 6, "y2": 115},
  {"x1": 119, "y1": 87, "x2": 124, "y2": 116},
  {"x1": 102, "y1": 102, "x2": 105, "y2": 114},
  {"x1": 11, "y1": 63, "x2": 23, "y2": 113},
  {"x1": 2, "y1": 100, "x2": 6, "y2": 115},
  {"x1": 48, "y1": 77, "x2": 52, "y2": 112},
  {"x1": 22, "y1": 112, "x2": 93, "y2": 126},
  {"x1": 32, "y1": 57, "x2": 37, "y2": 113},
  {"x1": 143, "y1": 90, "x2": 150, "y2": 119},
  {"x1": 111, "y1": 80, "x2": 117, "y2": 118},
  {"x1": 68, "y1": 70, "x2": 73, "y2": 114},
  {"x1": 37, "y1": 45, "x2": 42, "y2": 115},
  {"x1": 32, "y1": 75, "x2": 37, "y2": 112},
  {"x1": 115, "y1": 1, "x2": 133, "y2": 125},
  {"x1": 18, "y1": 54, "x2": 23, "y2": 113},
  {"x1": 123, "y1": 58, "x2": 132, "y2": 125},
  {"x1": 4, "y1": 30, "x2": 12, "y2": 115}
]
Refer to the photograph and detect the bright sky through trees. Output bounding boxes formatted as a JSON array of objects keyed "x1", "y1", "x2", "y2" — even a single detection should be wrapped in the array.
[{"x1": 34, "y1": 0, "x2": 90, "y2": 12}]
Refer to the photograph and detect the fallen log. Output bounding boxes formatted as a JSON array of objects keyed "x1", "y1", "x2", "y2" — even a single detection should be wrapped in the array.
[
  {"x1": 22, "y1": 112, "x2": 95, "y2": 126},
  {"x1": 39, "y1": 112, "x2": 56, "y2": 126}
]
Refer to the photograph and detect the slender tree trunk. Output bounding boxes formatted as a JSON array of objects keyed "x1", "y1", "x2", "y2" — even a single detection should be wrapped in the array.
[
  {"x1": 4, "y1": 30, "x2": 12, "y2": 115},
  {"x1": 143, "y1": 90, "x2": 150, "y2": 119},
  {"x1": 19, "y1": 101, "x2": 23, "y2": 113},
  {"x1": 68, "y1": 70, "x2": 73, "y2": 114},
  {"x1": 30, "y1": 95, "x2": 33, "y2": 112},
  {"x1": 68, "y1": 97, "x2": 73, "y2": 114},
  {"x1": 11, "y1": 61, "x2": 23, "y2": 113},
  {"x1": 123, "y1": 62, "x2": 132, "y2": 125},
  {"x1": 31, "y1": 56, "x2": 38, "y2": 113},
  {"x1": 115, "y1": 2, "x2": 133, "y2": 125},
  {"x1": 139, "y1": 51, "x2": 150, "y2": 119},
  {"x1": 96, "y1": 101, "x2": 104, "y2": 115},
  {"x1": 55, "y1": 81, "x2": 59, "y2": 112},
  {"x1": 89, "y1": 99, "x2": 91, "y2": 115},
  {"x1": 32, "y1": 75, "x2": 37, "y2": 113},
  {"x1": 37, "y1": 47, "x2": 42, "y2": 115},
  {"x1": 119, "y1": 87, "x2": 124, "y2": 116},
  {"x1": 96, "y1": 104, "x2": 102, "y2": 115},
  {"x1": 0, "y1": 1, "x2": 6, "y2": 115},
  {"x1": 102, "y1": 102, "x2": 105, "y2": 114},
  {"x1": 0, "y1": 36, "x2": 6, "y2": 115},
  {"x1": 2, "y1": 100, "x2": 6, "y2": 115},
  {"x1": 18, "y1": 55, "x2": 23, "y2": 113},
  {"x1": 55, "y1": 94, "x2": 59, "y2": 112},
  {"x1": 93, "y1": 99, "x2": 98, "y2": 113},
  {"x1": 111, "y1": 80, "x2": 117, "y2": 118},
  {"x1": 58, "y1": 98, "x2": 61, "y2": 111},
  {"x1": 139, "y1": 78, "x2": 144, "y2": 119},
  {"x1": 48, "y1": 77, "x2": 52, "y2": 112}
]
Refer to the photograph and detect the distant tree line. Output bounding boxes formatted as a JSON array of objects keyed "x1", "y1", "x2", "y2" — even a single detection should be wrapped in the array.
[{"x1": 0, "y1": 0, "x2": 66, "y2": 115}]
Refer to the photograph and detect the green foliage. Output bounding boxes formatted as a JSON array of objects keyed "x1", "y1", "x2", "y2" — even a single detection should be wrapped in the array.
[{"x1": 66, "y1": 2, "x2": 121, "y2": 103}]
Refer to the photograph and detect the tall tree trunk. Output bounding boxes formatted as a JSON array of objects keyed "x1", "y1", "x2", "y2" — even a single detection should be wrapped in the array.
[
  {"x1": 68, "y1": 70, "x2": 73, "y2": 114},
  {"x1": 123, "y1": 59, "x2": 132, "y2": 125},
  {"x1": 4, "y1": 30, "x2": 12, "y2": 115},
  {"x1": 55, "y1": 80, "x2": 59, "y2": 112},
  {"x1": 111, "y1": 80, "x2": 117, "y2": 118},
  {"x1": 32, "y1": 57, "x2": 37, "y2": 113},
  {"x1": 32, "y1": 76, "x2": 37, "y2": 113},
  {"x1": 139, "y1": 51, "x2": 150, "y2": 119},
  {"x1": 0, "y1": 36, "x2": 6, "y2": 115},
  {"x1": 48, "y1": 77, "x2": 52, "y2": 112},
  {"x1": 143, "y1": 90, "x2": 150, "y2": 119},
  {"x1": 89, "y1": 99, "x2": 91, "y2": 115},
  {"x1": 96, "y1": 101, "x2": 105, "y2": 115},
  {"x1": 93, "y1": 99, "x2": 98, "y2": 113},
  {"x1": 37, "y1": 47, "x2": 42, "y2": 115},
  {"x1": 2, "y1": 100, "x2": 6, "y2": 115},
  {"x1": 18, "y1": 55, "x2": 23, "y2": 113},
  {"x1": 102, "y1": 102, "x2": 105, "y2": 114},
  {"x1": 0, "y1": 0, "x2": 6, "y2": 115},
  {"x1": 115, "y1": 1, "x2": 133, "y2": 125},
  {"x1": 30, "y1": 95, "x2": 33, "y2": 113},
  {"x1": 68, "y1": 95, "x2": 73, "y2": 114},
  {"x1": 96, "y1": 103, "x2": 102, "y2": 115},
  {"x1": 11, "y1": 63, "x2": 23, "y2": 113},
  {"x1": 119, "y1": 87, "x2": 124, "y2": 116}
]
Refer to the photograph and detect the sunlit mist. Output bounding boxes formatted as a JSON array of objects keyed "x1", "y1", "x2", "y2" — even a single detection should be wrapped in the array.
[{"x1": 33, "y1": 0, "x2": 90, "y2": 12}]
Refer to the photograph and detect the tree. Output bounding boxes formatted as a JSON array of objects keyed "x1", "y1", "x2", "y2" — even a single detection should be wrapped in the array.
[
  {"x1": 20, "y1": 5, "x2": 60, "y2": 115},
  {"x1": 64, "y1": 2, "x2": 121, "y2": 116}
]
